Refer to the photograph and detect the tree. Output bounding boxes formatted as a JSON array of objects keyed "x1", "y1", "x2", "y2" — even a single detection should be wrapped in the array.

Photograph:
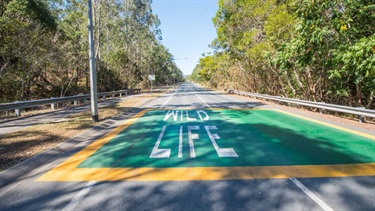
[
  {"x1": 193, "y1": 0, "x2": 374, "y2": 109},
  {"x1": 0, "y1": 0, "x2": 184, "y2": 103}
]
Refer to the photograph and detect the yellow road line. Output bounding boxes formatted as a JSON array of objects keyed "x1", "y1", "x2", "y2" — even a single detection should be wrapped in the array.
[{"x1": 38, "y1": 163, "x2": 375, "y2": 181}]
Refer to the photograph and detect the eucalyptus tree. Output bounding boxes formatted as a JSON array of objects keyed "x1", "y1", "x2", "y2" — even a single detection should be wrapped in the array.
[
  {"x1": 276, "y1": 0, "x2": 375, "y2": 106},
  {"x1": 204, "y1": 0, "x2": 294, "y2": 93},
  {"x1": 0, "y1": 0, "x2": 183, "y2": 103},
  {"x1": 0, "y1": 0, "x2": 59, "y2": 102},
  {"x1": 194, "y1": 0, "x2": 374, "y2": 109}
]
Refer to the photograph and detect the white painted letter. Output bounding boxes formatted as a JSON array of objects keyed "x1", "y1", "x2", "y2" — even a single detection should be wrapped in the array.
[
  {"x1": 204, "y1": 126, "x2": 238, "y2": 157},
  {"x1": 178, "y1": 126, "x2": 183, "y2": 158},
  {"x1": 163, "y1": 110, "x2": 178, "y2": 121},
  {"x1": 197, "y1": 110, "x2": 209, "y2": 121},
  {"x1": 150, "y1": 126, "x2": 171, "y2": 158},
  {"x1": 188, "y1": 126, "x2": 200, "y2": 158},
  {"x1": 186, "y1": 110, "x2": 197, "y2": 121}
]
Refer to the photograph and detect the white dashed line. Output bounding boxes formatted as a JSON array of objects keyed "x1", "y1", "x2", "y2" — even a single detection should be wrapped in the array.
[
  {"x1": 62, "y1": 181, "x2": 97, "y2": 211},
  {"x1": 289, "y1": 178, "x2": 334, "y2": 211}
]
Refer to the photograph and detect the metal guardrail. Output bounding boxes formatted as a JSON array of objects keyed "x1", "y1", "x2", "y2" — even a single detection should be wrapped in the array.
[
  {"x1": 0, "y1": 88, "x2": 141, "y2": 116},
  {"x1": 235, "y1": 90, "x2": 375, "y2": 122}
]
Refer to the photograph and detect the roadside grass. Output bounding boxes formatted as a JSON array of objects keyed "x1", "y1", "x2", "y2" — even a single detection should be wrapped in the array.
[{"x1": 0, "y1": 91, "x2": 168, "y2": 172}]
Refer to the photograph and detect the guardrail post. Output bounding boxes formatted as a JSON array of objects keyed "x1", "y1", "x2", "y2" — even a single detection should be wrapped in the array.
[
  {"x1": 50, "y1": 98, "x2": 56, "y2": 110},
  {"x1": 112, "y1": 94, "x2": 115, "y2": 98},
  {"x1": 74, "y1": 100, "x2": 78, "y2": 106},
  {"x1": 15, "y1": 109, "x2": 21, "y2": 116},
  {"x1": 119, "y1": 92, "x2": 122, "y2": 97},
  {"x1": 278, "y1": 101, "x2": 286, "y2": 106},
  {"x1": 357, "y1": 107, "x2": 366, "y2": 123},
  {"x1": 319, "y1": 102, "x2": 326, "y2": 114},
  {"x1": 14, "y1": 101, "x2": 21, "y2": 116}
]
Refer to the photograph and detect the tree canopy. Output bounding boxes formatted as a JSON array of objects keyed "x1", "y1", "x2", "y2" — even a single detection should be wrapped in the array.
[
  {"x1": 0, "y1": 0, "x2": 184, "y2": 103},
  {"x1": 192, "y1": 0, "x2": 375, "y2": 109}
]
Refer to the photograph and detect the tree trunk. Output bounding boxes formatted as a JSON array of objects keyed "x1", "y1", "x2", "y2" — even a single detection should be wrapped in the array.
[
  {"x1": 106, "y1": 0, "x2": 110, "y2": 55},
  {"x1": 356, "y1": 83, "x2": 362, "y2": 106},
  {"x1": 284, "y1": 72, "x2": 296, "y2": 96}
]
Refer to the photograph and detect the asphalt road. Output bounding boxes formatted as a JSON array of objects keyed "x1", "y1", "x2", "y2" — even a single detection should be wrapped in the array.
[{"x1": 0, "y1": 83, "x2": 374, "y2": 211}]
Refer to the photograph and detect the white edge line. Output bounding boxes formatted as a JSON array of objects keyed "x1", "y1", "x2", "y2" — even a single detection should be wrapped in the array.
[
  {"x1": 289, "y1": 178, "x2": 334, "y2": 211},
  {"x1": 62, "y1": 181, "x2": 97, "y2": 211}
]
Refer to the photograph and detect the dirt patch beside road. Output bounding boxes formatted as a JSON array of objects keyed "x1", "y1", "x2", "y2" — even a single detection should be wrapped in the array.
[{"x1": 0, "y1": 92, "x2": 168, "y2": 172}]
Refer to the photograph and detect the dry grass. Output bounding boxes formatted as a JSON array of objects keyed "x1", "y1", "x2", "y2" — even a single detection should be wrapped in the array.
[
  {"x1": 0, "y1": 91, "x2": 169, "y2": 172},
  {"x1": 0, "y1": 108, "x2": 56, "y2": 121}
]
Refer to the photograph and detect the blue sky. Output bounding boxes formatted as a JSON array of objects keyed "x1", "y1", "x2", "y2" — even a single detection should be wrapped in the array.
[{"x1": 152, "y1": 0, "x2": 218, "y2": 75}]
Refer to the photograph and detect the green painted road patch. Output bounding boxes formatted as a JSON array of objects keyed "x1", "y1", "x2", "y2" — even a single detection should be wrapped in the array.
[{"x1": 77, "y1": 109, "x2": 375, "y2": 169}]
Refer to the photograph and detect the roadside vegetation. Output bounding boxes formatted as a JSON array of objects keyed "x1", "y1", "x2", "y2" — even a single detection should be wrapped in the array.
[
  {"x1": 0, "y1": 90, "x2": 169, "y2": 171},
  {"x1": 0, "y1": 0, "x2": 184, "y2": 103},
  {"x1": 190, "y1": 0, "x2": 375, "y2": 109}
]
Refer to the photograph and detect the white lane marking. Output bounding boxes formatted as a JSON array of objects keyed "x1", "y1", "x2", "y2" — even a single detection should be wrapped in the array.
[
  {"x1": 62, "y1": 181, "x2": 97, "y2": 211},
  {"x1": 194, "y1": 91, "x2": 212, "y2": 109},
  {"x1": 160, "y1": 85, "x2": 182, "y2": 108},
  {"x1": 178, "y1": 126, "x2": 183, "y2": 158},
  {"x1": 289, "y1": 178, "x2": 334, "y2": 211}
]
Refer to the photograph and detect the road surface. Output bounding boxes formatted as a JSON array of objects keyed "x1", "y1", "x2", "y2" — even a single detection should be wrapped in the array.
[{"x1": 0, "y1": 83, "x2": 374, "y2": 211}]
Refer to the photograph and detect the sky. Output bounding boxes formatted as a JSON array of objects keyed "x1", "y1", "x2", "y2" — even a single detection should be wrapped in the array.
[{"x1": 152, "y1": 0, "x2": 218, "y2": 76}]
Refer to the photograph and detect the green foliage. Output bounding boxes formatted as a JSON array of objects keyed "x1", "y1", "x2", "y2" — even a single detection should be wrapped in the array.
[
  {"x1": 4, "y1": 0, "x2": 56, "y2": 29},
  {"x1": 0, "y1": 0, "x2": 184, "y2": 103},
  {"x1": 265, "y1": 4, "x2": 295, "y2": 46},
  {"x1": 193, "y1": 0, "x2": 375, "y2": 108}
]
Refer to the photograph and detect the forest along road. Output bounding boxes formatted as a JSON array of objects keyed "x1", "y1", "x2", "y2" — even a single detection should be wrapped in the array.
[{"x1": 0, "y1": 82, "x2": 374, "y2": 210}]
